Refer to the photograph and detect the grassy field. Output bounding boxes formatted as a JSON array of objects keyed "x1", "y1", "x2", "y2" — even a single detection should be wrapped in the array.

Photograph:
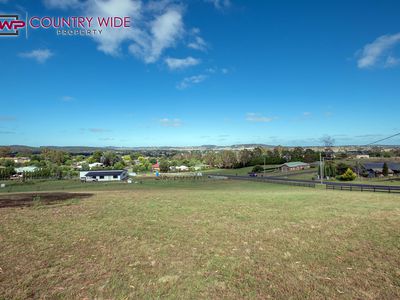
[
  {"x1": 1, "y1": 180, "x2": 399, "y2": 299},
  {"x1": 202, "y1": 165, "x2": 281, "y2": 176}
]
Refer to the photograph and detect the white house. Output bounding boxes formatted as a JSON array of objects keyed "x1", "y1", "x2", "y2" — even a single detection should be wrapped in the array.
[
  {"x1": 89, "y1": 162, "x2": 104, "y2": 169},
  {"x1": 15, "y1": 166, "x2": 38, "y2": 174},
  {"x1": 175, "y1": 165, "x2": 189, "y2": 172},
  {"x1": 80, "y1": 170, "x2": 128, "y2": 182}
]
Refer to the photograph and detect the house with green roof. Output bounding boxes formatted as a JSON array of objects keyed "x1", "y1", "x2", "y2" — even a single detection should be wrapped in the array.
[{"x1": 280, "y1": 162, "x2": 310, "y2": 172}]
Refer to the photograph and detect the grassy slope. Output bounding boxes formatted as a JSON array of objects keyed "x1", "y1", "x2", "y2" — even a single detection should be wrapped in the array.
[{"x1": 0, "y1": 180, "x2": 399, "y2": 299}]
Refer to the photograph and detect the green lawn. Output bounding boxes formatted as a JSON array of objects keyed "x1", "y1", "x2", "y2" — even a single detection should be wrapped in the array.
[{"x1": 0, "y1": 180, "x2": 399, "y2": 299}]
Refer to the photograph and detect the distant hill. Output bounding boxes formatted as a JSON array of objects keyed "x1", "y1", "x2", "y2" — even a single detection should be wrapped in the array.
[{"x1": 3, "y1": 144, "x2": 399, "y2": 154}]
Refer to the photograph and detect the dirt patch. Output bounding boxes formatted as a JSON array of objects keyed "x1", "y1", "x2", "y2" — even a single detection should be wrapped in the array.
[{"x1": 0, "y1": 192, "x2": 93, "y2": 208}]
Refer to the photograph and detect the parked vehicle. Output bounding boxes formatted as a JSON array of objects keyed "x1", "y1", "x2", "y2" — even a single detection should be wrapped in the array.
[{"x1": 81, "y1": 177, "x2": 98, "y2": 182}]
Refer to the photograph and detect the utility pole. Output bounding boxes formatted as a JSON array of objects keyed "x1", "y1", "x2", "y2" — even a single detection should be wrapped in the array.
[{"x1": 320, "y1": 151, "x2": 323, "y2": 184}]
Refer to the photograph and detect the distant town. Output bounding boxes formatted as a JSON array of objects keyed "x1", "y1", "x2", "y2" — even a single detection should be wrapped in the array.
[{"x1": 1, "y1": 143, "x2": 399, "y2": 183}]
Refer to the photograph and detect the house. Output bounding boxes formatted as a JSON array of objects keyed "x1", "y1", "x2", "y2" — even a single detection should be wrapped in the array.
[
  {"x1": 80, "y1": 170, "x2": 128, "y2": 182},
  {"x1": 3, "y1": 157, "x2": 31, "y2": 164},
  {"x1": 89, "y1": 162, "x2": 104, "y2": 169},
  {"x1": 176, "y1": 165, "x2": 189, "y2": 172},
  {"x1": 15, "y1": 166, "x2": 38, "y2": 174},
  {"x1": 280, "y1": 162, "x2": 310, "y2": 172},
  {"x1": 152, "y1": 162, "x2": 160, "y2": 172},
  {"x1": 362, "y1": 162, "x2": 400, "y2": 177},
  {"x1": 356, "y1": 154, "x2": 370, "y2": 159}
]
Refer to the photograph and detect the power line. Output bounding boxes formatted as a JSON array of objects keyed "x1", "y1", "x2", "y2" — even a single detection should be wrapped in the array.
[{"x1": 365, "y1": 132, "x2": 400, "y2": 146}]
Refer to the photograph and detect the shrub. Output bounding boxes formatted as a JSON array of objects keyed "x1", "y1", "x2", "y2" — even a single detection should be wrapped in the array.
[
  {"x1": 337, "y1": 168, "x2": 356, "y2": 181},
  {"x1": 252, "y1": 165, "x2": 264, "y2": 173}
]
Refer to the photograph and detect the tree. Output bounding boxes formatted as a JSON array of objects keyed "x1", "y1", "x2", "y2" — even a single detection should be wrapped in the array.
[
  {"x1": 291, "y1": 147, "x2": 304, "y2": 161},
  {"x1": 159, "y1": 161, "x2": 170, "y2": 173},
  {"x1": 238, "y1": 149, "x2": 252, "y2": 167},
  {"x1": 92, "y1": 151, "x2": 103, "y2": 162},
  {"x1": 114, "y1": 161, "x2": 126, "y2": 170},
  {"x1": 41, "y1": 148, "x2": 68, "y2": 165},
  {"x1": 100, "y1": 151, "x2": 119, "y2": 167},
  {"x1": 321, "y1": 135, "x2": 335, "y2": 148},
  {"x1": 382, "y1": 162, "x2": 389, "y2": 177},
  {"x1": 0, "y1": 146, "x2": 11, "y2": 158},
  {"x1": 323, "y1": 162, "x2": 337, "y2": 178},
  {"x1": 303, "y1": 148, "x2": 319, "y2": 163},
  {"x1": 337, "y1": 168, "x2": 356, "y2": 181},
  {"x1": 81, "y1": 163, "x2": 90, "y2": 171},
  {"x1": 220, "y1": 150, "x2": 238, "y2": 168},
  {"x1": 336, "y1": 162, "x2": 351, "y2": 175},
  {"x1": 149, "y1": 158, "x2": 157, "y2": 164}
]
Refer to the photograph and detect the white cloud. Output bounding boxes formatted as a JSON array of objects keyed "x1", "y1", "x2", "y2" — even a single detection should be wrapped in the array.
[
  {"x1": 43, "y1": 0, "x2": 81, "y2": 9},
  {"x1": 246, "y1": 113, "x2": 274, "y2": 123},
  {"x1": 84, "y1": 0, "x2": 142, "y2": 56},
  {"x1": 188, "y1": 36, "x2": 208, "y2": 51},
  {"x1": 88, "y1": 128, "x2": 110, "y2": 133},
  {"x1": 177, "y1": 74, "x2": 207, "y2": 89},
  {"x1": 206, "y1": 0, "x2": 231, "y2": 10},
  {"x1": 159, "y1": 118, "x2": 182, "y2": 127},
  {"x1": 61, "y1": 96, "x2": 74, "y2": 102},
  {"x1": 206, "y1": 67, "x2": 229, "y2": 74},
  {"x1": 303, "y1": 112, "x2": 311, "y2": 116},
  {"x1": 129, "y1": 6, "x2": 184, "y2": 63},
  {"x1": 19, "y1": 49, "x2": 54, "y2": 63},
  {"x1": 165, "y1": 56, "x2": 200, "y2": 70},
  {"x1": 43, "y1": 0, "x2": 186, "y2": 62},
  {"x1": 187, "y1": 27, "x2": 208, "y2": 51},
  {"x1": 385, "y1": 55, "x2": 400, "y2": 67},
  {"x1": 357, "y1": 33, "x2": 400, "y2": 69}
]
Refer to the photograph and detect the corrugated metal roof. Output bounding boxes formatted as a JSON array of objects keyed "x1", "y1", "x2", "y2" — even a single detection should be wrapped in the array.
[
  {"x1": 282, "y1": 162, "x2": 310, "y2": 168},
  {"x1": 363, "y1": 163, "x2": 400, "y2": 171},
  {"x1": 85, "y1": 170, "x2": 126, "y2": 177}
]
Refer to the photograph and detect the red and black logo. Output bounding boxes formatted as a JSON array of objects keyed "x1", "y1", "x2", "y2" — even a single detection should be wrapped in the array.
[{"x1": 0, "y1": 15, "x2": 26, "y2": 36}]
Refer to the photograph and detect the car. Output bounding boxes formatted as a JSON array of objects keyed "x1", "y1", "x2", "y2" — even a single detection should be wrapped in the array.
[
  {"x1": 81, "y1": 177, "x2": 98, "y2": 182},
  {"x1": 248, "y1": 173, "x2": 258, "y2": 177}
]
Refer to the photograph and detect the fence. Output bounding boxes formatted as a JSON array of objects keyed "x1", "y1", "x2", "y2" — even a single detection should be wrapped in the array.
[
  {"x1": 212, "y1": 175, "x2": 316, "y2": 188},
  {"x1": 326, "y1": 183, "x2": 400, "y2": 193}
]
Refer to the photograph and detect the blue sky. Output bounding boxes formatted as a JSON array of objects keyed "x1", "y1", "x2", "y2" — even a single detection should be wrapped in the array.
[{"x1": 1, "y1": 0, "x2": 400, "y2": 147}]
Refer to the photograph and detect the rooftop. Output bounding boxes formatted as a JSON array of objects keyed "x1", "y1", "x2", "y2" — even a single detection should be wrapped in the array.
[
  {"x1": 15, "y1": 166, "x2": 38, "y2": 173},
  {"x1": 282, "y1": 162, "x2": 310, "y2": 168},
  {"x1": 85, "y1": 170, "x2": 126, "y2": 177},
  {"x1": 363, "y1": 162, "x2": 400, "y2": 171}
]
